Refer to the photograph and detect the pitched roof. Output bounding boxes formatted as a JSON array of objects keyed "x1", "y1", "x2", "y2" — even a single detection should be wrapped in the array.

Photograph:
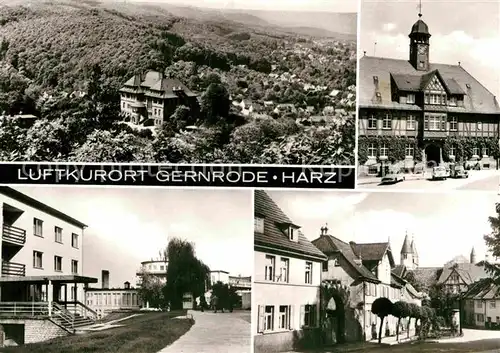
[
  {"x1": 437, "y1": 263, "x2": 490, "y2": 285},
  {"x1": 409, "y1": 267, "x2": 441, "y2": 290},
  {"x1": 254, "y1": 191, "x2": 326, "y2": 260},
  {"x1": 392, "y1": 265, "x2": 407, "y2": 278},
  {"x1": 359, "y1": 56, "x2": 500, "y2": 114},
  {"x1": 401, "y1": 234, "x2": 412, "y2": 254},
  {"x1": 350, "y1": 242, "x2": 395, "y2": 267},
  {"x1": 312, "y1": 235, "x2": 378, "y2": 282},
  {"x1": 121, "y1": 71, "x2": 197, "y2": 98},
  {"x1": 463, "y1": 278, "x2": 496, "y2": 299}
]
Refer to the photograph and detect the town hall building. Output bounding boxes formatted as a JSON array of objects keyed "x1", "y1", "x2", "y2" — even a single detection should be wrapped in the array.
[{"x1": 357, "y1": 13, "x2": 500, "y2": 176}]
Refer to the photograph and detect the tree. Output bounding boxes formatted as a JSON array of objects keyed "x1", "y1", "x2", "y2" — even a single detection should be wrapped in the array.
[
  {"x1": 201, "y1": 83, "x2": 230, "y2": 124},
  {"x1": 371, "y1": 297, "x2": 393, "y2": 344},
  {"x1": 165, "y1": 238, "x2": 210, "y2": 310},
  {"x1": 137, "y1": 270, "x2": 166, "y2": 309},
  {"x1": 391, "y1": 301, "x2": 410, "y2": 342},
  {"x1": 484, "y1": 203, "x2": 500, "y2": 282}
]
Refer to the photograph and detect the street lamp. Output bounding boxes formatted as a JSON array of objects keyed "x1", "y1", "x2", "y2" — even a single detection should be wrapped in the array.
[{"x1": 379, "y1": 155, "x2": 388, "y2": 178}]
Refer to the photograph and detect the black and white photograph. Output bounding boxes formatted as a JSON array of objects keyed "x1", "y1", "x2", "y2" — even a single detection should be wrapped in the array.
[
  {"x1": 0, "y1": 186, "x2": 252, "y2": 353},
  {"x1": 254, "y1": 188, "x2": 500, "y2": 353},
  {"x1": 357, "y1": 0, "x2": 500, "y2": 190},
  {"x1": 0, "y1": 0, "x2": 356, "y2": 165}
]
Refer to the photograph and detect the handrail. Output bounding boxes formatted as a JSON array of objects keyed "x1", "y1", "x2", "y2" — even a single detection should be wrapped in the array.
[
  {"x1": 1, "y1": 261, "x2": 26, "y2": 276},
  {"x1": 0, "y1": 302, "x2": 49, "y2": 317},
  {"x1": 2, "y1": 224, "x2": 26, "y2": 245},
  {"x1": 58, "y1": 301, "x2": 98, "y2": 320}
]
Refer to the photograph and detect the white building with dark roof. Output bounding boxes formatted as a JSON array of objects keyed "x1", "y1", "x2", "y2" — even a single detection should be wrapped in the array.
[
  {"x1": 358, "y1": 13, "x2": 500, "y2": 176},
  {"x1": 253, "y1": 190, "x2": 327, "y2": 353},
  {"x1": 119, "y1": 71, "x2": 199, "y2": 126}
]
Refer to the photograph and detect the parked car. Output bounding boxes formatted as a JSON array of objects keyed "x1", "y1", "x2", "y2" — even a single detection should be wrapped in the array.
[
  {"x1": 450, "y1": 165, "x2": 469, "y2": 178},
  {"x1": 381, "y1": 170, "x2": 405, "y2": 184},
  {"x1": 431, "y1": 166, "x2": 448, "y2": 180}
]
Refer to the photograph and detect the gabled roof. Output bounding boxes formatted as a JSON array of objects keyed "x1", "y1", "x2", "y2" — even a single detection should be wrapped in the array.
[
  {"x1": 312, "y1": 235, "x2": 379, "y2": 282},
  {"x1": 410, "y1": 267, "x2": 441, "y2": 289},
  {"x1": 359, "y1": 56, "x2": 500, "y2": 114},
  {"x1": 392, "y1": 265, "x2": 407, "y2": 278},
  {"x1": 437, "y1": 263, "x2": 490, "y2": 285},
  {"x1": 121, "y1": 71, "x2": 197, "y2": 98},
  {"x1": 463, "y1": 278, "x2": 496, "y2": 299},
  {"x1": 254, "y1": 191, "x2": 326, "y2": 260},
  {"x1": 350, "y1": 242, "x2": 395, "y2": 267}
]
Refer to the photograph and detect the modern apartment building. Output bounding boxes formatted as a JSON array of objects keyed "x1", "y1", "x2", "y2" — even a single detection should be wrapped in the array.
[
  {"x1": 136, "y1": 258, "x2": 168, "y2": 308},
  {"x1": 0, "y1": 187, "x2": 98, "y2": 345},
  {"x1": 253, "y1": 190, "x2": 327, "y2": 353},
  {"x1": 119, "y1": 70, "x2": 199, "y2": 126}
]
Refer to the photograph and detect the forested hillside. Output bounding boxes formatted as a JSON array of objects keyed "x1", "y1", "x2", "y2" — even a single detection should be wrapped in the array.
[{"x1": 0, "y1": 0, "x2": 356, "y2": 164}]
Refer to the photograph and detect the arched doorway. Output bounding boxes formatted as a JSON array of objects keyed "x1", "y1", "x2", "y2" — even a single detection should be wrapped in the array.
[
  {"x1": 324, "y1": 296, "x2": 346, "y2": 345},
  {"x1": 425, "y1": 143, "x2": 441, "y2": 167}
]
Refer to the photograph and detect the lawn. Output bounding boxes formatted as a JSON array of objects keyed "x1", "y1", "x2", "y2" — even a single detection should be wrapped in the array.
[{"x1": 2, "y1": 311, "x2": 193, "y2": 353}]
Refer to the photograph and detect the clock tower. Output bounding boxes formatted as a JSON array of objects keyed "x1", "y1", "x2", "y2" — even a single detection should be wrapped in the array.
[{"x1": 409, "y1": 13, "x2": 431, "y2": 71}]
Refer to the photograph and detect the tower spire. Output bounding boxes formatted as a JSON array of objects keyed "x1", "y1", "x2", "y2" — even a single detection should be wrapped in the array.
[{"x1": 418, "y1": 0, "x2": 422, "y2": 17}]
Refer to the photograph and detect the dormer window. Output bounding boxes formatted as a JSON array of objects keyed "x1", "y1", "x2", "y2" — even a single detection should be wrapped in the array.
[
  {"x1": 254, "y1": 216, "x2": 264, "y2": 233},
  {"x1": 288, "y1": 227, "x2": 295, "y2": 241},
  {"x1": 406, "y1": 93, "x2": 415, "y2": 104}
]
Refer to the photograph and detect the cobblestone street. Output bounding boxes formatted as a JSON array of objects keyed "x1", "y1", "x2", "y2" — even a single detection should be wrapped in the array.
[{"x1": 157, "y1": 310, "x2": 251, "y2": 353}]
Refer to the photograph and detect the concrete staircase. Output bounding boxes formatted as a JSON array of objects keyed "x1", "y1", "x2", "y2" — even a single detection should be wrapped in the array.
[{"x1": 51, "y1": 302, "x2": 96, "y2": 333}]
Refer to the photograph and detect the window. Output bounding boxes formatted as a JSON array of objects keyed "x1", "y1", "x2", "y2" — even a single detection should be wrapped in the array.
[
  {"x1": 71, "y1": 260, "x2": 78, "y2": 274},
  {"x1": 265, "y1": 255, "x2": 275, "y2": 281},
  {"x1": 72, "y1": 233, "x2": 79, "y2": 248},
  {"x1": 303, "y1": 304, "x2": 317, "y2": 327},
  {"x1": 34, "y1": 218, "x2": 43, "y2": 237},
  {"x1": 473, "y1": 147, "x2": 479, "y2": 156},
  {"x1": 477, "y1": 301, "x2": 482, "y2": 308},
  {"x1": 477, "y1": 314, "x2": 484, "y2": 322},
  {"x1": 160, "y1": 265, "x2": 165, "y2": 271},
  {"x1": 368, "y1": 143, "x2": 376, "y2": 158},
  {"x1": 33, "y1": 251, "x2": 43, "y2": 269},
  {"x1": 322, "y1": 261, "x2": 328, "y2": 272},
  {"x1": 55, "y1": 226, "x2": 62, "y2": 243},
  {"x1": 407, "y1": 114, "x2": 416, "y2": 130},
  {"x1": 380, "y1": 144, "x2": 388, "y2": 157},
  {"x1": 368, "y1": 115, "x2": 377, "y2": 129},
  {"x1": 288, "y1": 227, "x2": 295, "y2": 241},
  {"x1": 305, "y1": 262, "x2": 312, "y2": 284},
  {"x1": 419, "y1": 61, "x2": 424, "y2": 68},
  {"x1": 334, "y1": 258, "x2": 340, "y2": 267},
  {"x1": 407, "y1": 94, "x2": 415, "y2": 104},
  {"x1": 54, "y1": 256, "x2": 62, "y2": 272},
  {"x1": 477, "y1": 122, "x2": 482, "y2": 131},
  {"x1": 425, "y1": 114, "x2": 444, "y2": 131},
  {"x1": 279, "y1": 258, "x2": 289, "y2": 283},
  {"x1": 448, "y1": 96, "x2": 457, "y2": 106},
  {"x1": 278, "y1": 305, "x2": 291, "y2": 330},
  {"x1": 482, "y1": 147, "x2": 489, "y2": 157},
  {"x1": 382, "y1": 114, "x2": 391, "y2": 129},
  {"x1": 449, "y1": 146, "x2": 456, "y2": 157},
  {"x1": 264, "y1": 306, "x2": 274, "y2": 331},
  {"x1": 254, "y1": 217, "x2": 264, "y2": 233},
  {"x1": 449, "y1": 116, "x2": 458, "y2": 131},
  {"x1": 405, "y1": 144, "x2": 414, "y2": 158},
  {"x1": 490, "y1": 301, "x2": 496, "y2": 308}
]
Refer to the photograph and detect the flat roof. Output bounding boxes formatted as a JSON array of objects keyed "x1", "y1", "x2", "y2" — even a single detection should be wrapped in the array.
[
  {"x1": 0, "y1": 275, "x2": 97, "y2": 284},
  {"x1": 85, "y1": 287, "x2": 137, "y2": 292},
  {"x1": 0, "y1": 187, "x2": 87, "y2": 228}
]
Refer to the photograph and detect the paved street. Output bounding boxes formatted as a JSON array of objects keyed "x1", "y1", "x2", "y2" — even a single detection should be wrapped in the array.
[
  {"x1": 357, "y1": 170, "x2": 499, "y2": 191},
  {"x1": 157, "y1": 310, "x2": 251, "y2": 353}
]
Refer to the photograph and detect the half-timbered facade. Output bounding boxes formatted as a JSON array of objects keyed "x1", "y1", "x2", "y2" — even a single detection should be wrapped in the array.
[{"x1": 358, "y1": 14, "x2": 500, "y2": 176}]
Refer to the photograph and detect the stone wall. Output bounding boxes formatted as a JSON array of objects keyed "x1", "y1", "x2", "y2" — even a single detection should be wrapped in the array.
[{"x1": 0, "y1": 318, "x2": 69, "y2": 345}]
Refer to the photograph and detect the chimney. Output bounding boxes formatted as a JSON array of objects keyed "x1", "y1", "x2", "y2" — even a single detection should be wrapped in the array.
[
  {"x1": 101, "y1": 270, "x2": 110, "y2": 289},
  {"x1": 124, "y1": 281, "x2": 130, "y2": 289}
]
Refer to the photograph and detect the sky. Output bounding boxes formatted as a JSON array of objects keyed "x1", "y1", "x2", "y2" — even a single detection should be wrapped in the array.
[
  {"x1": 268, "y1": 190, "x2": 499, "y2": 268},
  {"x1": 125, "y1": 0, "x2": 357, "y2": 12},
  {"x1": 13, "y1": 186, "x2": 252, "y2": 288},
  {"x1": 359, "y1": 0, "x2": 500, "y2": 98}
]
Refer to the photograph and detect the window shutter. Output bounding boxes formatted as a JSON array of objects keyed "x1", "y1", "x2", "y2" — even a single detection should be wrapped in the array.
[
  {"x1": 288, "y1": 305, "x2": 293, "y2": 330},
  {"x1": 257, "y1": 305, "x2": 265, "y2": 333},
  {"x1": 300, "y1": 305, "x2": 305, "y2": 328}
]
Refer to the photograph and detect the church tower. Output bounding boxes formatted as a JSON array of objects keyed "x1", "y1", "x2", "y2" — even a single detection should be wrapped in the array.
[
  {"x1": 410, "y1": 237, "x2": 419, "y2": 268},
  {"x1": 409, "y1": 8, "x2": 431, "y2": 71},
  {"x1": 470, "y1": 247, "x2": 477, "y2": 264},
  {"x1": 400, "y1": 232, "x2": 415, "y2": 269}
]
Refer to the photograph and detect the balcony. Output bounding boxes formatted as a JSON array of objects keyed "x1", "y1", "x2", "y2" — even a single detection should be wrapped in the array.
[
  {"x1": 2, "y1": 261, "x2": 25, "y2": 277},
  {"x1": 2, "y1": 224, "x2": 26, "y2": 246}
]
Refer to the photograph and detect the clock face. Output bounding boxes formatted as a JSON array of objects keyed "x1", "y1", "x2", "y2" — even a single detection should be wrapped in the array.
[{"x1": 418, "y1": 45, "x2": 427, "y2": 55}]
